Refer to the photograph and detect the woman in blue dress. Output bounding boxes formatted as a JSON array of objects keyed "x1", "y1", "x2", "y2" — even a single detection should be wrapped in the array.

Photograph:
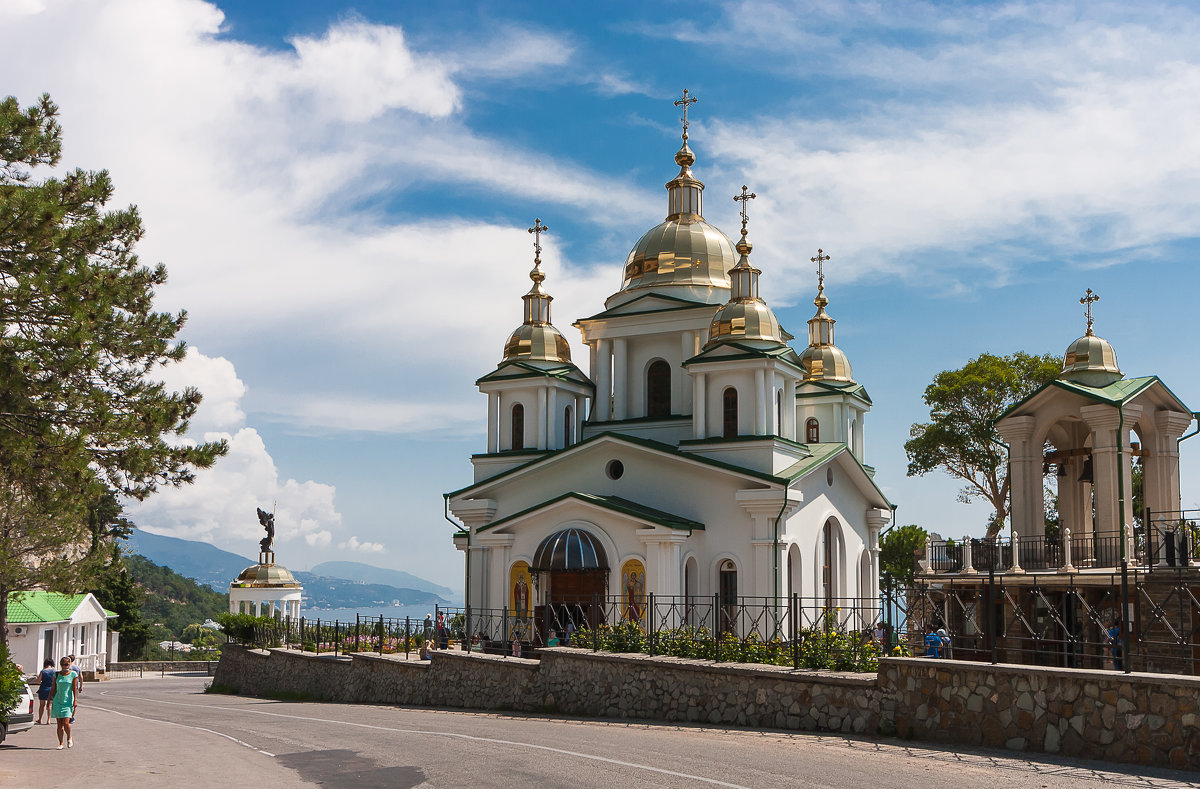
[
  {"x1": 50, "y1": 656, "x2": 76, "y2": 749},
  {"x1": 36, "y1": 659, "x2": 55, "y2": 724}
]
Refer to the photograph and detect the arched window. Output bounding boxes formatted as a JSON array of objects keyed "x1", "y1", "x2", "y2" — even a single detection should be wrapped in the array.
[
  {"x1": 511, "y1": 403, "x2": 524, "y2": 450},
  {"x1": 822, "y1": 519, "x2": 836, "y2": 609},
  {"x1": 719, "y1": 559, "x2": 738, "y2": 634},
  {"x1": 806, "y1": 417, "x2": 820, "y2": 443},
  {"x1": 646, "y1": 360, "x2": 671, "y2": 418},
  {"x1": 563, "y1": 405, "x2": 573, "y2": 447},
  {"x1": 722, "y1": 388, "x2": 738, "y2": 438}
]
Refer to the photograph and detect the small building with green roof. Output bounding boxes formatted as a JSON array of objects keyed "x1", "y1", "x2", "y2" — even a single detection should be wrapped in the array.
[{"x1": 5, "y1": 591, "x2": 117, "y2": 679}]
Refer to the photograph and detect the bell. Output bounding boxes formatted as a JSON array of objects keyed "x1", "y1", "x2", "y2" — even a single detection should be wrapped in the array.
[
  {"x1": 1057, "y1": 462, "x2": 1068, "y2": 477},
  {"x1": 1078, "y1": 456, "x2": 1094, "y2": 483}
]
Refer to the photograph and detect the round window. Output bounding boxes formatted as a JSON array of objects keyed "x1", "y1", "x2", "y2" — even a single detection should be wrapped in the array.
[
  {"x1": 606, "y1": 460, "x2": 625, "y2": 480},
  {"x1": 827, "y1": 467, "x2": 834, "y2": 486}
]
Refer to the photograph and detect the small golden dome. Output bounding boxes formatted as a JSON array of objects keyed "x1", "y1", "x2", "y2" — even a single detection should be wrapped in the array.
[
  {"x1": 1060, "y1": 333, "x2": 1121, "y2": 386},
  {"x1": 234, "y1": 562, "x2": 300, "y2": 588},
  {"x1": 502, "y1": 323, "x2": 572, "y2": 363},
  {"x1": 799, "y1": 343, "x2": 854, "y2": 382}
]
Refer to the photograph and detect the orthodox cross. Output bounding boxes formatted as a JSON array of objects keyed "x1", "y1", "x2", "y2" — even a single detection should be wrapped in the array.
[
  {"x1": 811, "y1": 248, "x2": 831, "y2": 291},
  {"x1": 674, "y1": 89, "x2": 698, "y2": 138},
  {"x1": 733, "y1": 185, "x2": 756, "y2": 236},
  {"x1": 528, "y1": 218, "x2": 549, "y2": 262},
  {"x1": 1080, "y1": 288, "x2": 1099, "y2": 335}
]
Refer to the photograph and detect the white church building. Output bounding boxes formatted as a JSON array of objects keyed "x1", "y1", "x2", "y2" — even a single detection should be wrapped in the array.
[{"x1": 448, "y1": 102, "x2": 892, "y2": 637}]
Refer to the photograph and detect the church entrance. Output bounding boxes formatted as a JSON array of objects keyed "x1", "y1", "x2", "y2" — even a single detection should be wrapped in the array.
[{"x1": 531, "y1": 528, "x2": 609, "y2": 644}]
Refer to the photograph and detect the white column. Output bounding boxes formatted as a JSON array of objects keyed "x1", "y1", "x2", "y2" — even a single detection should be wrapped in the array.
[
  {"x1": 612, "y1": 337, "x2": 628, "y2": 420},
  {"x1": 536, "y1": 388, "x2": 548, "y2": 450},
  {"x1": 693, "y1": 372, "x2": 706, "y2": 439},
  {"x1": 596, "y1": 339, "x2": 612, "y2": 421},
  {"x1": 996, "y1": 416, "x2": 1037, "y2": 538},
  {"x1": 784, "y1": 377, "x2": 797, "y2": 441},
  {"x1": 546, "y1": 387, "x2": 558, "y2": 449},
  {"x1": 487, "y1": 392, "x2": 498, "y2": 453},
  {"x1": 680, "y1": 331, "x2": 695, "y2": 414},
  {"x1": 1081, "y1": 404, "x2": 1142, "y2": 543},
  {"x1": 1150, "y1": 410, "x2": 1193, "y2": 517},
  {"x1": 754, "y1": 368, "x2": 767, "y2": 435}
]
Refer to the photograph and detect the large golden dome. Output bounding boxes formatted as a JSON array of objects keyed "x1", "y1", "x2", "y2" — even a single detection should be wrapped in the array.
[
  {"x1": 618, "y1": 140, "x2": 737, "y2": 296},
  {"x1": 233, "y1": 562, "x2": 300, "y2": 588}
]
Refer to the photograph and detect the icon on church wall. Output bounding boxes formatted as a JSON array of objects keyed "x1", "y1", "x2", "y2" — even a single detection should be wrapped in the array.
[
  {"x1": 510, "y1": 561, "x2": 532, "y2": 620},
  {"x1": 621, "y1": 559, "x2": 646, "y2": 622}
]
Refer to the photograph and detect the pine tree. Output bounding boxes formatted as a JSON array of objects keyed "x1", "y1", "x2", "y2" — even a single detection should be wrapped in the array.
[{"x1": 0, "y1": 94, "x2": 227, "y2": 644}]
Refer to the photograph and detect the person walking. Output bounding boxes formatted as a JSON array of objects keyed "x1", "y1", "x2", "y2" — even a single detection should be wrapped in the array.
[
  {"x1": 50, "y1": 656, "x2": 76, "y2": 749},
  {"x1": 36, "y1": 659, "x2": 55, "y2": 724}
]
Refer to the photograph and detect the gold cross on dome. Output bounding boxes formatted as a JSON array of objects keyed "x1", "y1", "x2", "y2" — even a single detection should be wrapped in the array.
[
  {"x1": 674, "y1": 89, "x2": 698, "y2": 137},
  {"x1": 811, "y1": 248, "x2": 831, "y2": 290},
  {"x1": 1080, "y1": 288, "x2": 1099, "y2": 335},
  {"x1": 733, "y1": 185, "x2": 756, "y2": 237},
  {"x1": 528, "y1": 218, "x2": 549, "y2": 261}
]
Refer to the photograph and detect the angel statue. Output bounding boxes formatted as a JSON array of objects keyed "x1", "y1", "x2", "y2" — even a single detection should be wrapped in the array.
[{"x1": 257, "y1": 507, "x2": 275, "y2": 553}]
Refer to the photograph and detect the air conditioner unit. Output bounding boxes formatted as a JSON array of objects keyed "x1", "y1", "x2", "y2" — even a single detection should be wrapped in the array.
[{"x1": 11, "y1": 625, "x2": 27, "y2": 636}]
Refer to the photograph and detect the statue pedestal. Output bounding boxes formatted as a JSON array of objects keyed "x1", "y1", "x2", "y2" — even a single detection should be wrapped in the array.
[{"x1": 259, "y1": 550, "x2": 275, "y2": 565}]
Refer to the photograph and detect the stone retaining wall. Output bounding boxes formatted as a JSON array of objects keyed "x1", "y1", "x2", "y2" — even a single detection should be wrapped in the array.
[
  {"x1": 885, "y1": 658, "x2": 1200, "y2": 770},
  {"x1": 214, "y1": 648, "x2": 1200, "y2": 771}
]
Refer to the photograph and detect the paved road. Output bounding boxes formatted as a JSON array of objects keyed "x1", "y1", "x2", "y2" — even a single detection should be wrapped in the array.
[{"x1": 1, "y1": 674, "x2": 1198, "y2": 788}]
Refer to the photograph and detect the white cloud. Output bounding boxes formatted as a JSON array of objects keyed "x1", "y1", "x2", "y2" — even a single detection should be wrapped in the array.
[
  {"x1": 0, "y1": 0, "x2": 648, "y2": 439},
  {"x1": 305, "y1": 530, "x2": 333, "y2": 548},
  {"x1": 156, "y1": 348, "x2": 246, "y2": 433},
  {"x1": 340, "y1": 535, "x2": 385, "y2": 553}
]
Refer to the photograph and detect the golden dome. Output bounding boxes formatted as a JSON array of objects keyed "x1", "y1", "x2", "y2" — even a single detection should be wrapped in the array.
[
  {"x1": 234, "y1": 562, "x2": 300, "y2": 588},
  {"x1": 1060, "y1": 333, "x2": 1121, "y2": 386},
  {"x1": 618, "y1": 133, "x2": 737, "y2": 296},
  {"x1": 1060, "y1": 288, "x2": 1121, "y2": 387},
  {"x1": 502, "y1": 323, "x2": 572, "y2": 362},
  {"x1": 622, "y1": 218, "x2": 737, "y2": 292},
  {"x1": 501, "y1": 218, "x2": 572, "y2": 364},
  {"x1": 704, "y1": 198, "x2": 787, "y2": 349},
  {"x1": 799, "y1": 343, "x2": 854, "y2": 382},
  {"x1": 799, "y1": 250, "x2": 855, "y2": 383}
]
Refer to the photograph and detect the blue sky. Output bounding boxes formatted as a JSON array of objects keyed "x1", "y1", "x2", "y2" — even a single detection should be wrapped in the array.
[{"x1": 4, "y1": 0, "x2": 1200, "y2": 592}]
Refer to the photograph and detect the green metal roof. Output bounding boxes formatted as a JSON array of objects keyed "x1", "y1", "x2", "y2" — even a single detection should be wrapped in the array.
[
  {"x1": 6, "y1": 592, "x2": 114, "y2": 623},
  {"x1": 476, "y1": 359, "x2": 594, "y2": 387},
  {"x1": 996, "y1": 375, "x2": 1184, "y2": 423},
  {"x1": 795, "y1": 379, "x2": 873, "y2": 405},
  {"x1": 478, "y1": 492, "x2": 704, "y2": 533},
  {"x1": 575, "y1": 293, "x2": 715, "y2": 323}
]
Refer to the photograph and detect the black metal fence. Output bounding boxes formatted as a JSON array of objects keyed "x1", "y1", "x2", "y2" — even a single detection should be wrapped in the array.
[
  {"x1": 907, "y1": 567, "x2": 1200, "y2": 675},
  {"x1": 232, "y1": 597, "x2": 894, "y2": 672},
  {"x1": 446, "y1": 594, "x2": 889, "y2": 671}
]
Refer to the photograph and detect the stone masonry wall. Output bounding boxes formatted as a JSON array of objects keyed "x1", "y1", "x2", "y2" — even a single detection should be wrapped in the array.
[
  {"x1": 885, "y1": 658, "x2": 1200, "y2": 770},
  {"x1": 214, "y1": 648, "x2": 1200, "y2": 771}
]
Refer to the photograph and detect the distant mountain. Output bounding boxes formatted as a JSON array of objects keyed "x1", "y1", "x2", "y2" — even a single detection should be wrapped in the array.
[
  {"x1": 124, "y1": 530, "x2": 253, "y2": 591},
  {"x1": 310, "y1": 561, "x2": 457, "y2": 600},
  {"x1": 293, "y1": 572, "x2": 446, "y2": 609},
  {"x1": 122, "y1": 531, "x2": 458, "y2": 609}
]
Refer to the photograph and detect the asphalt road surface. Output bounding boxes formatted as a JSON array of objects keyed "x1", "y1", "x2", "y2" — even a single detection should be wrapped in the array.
[{"x1": 1, "y1": 673, "x2": 1198, "y2": 789}]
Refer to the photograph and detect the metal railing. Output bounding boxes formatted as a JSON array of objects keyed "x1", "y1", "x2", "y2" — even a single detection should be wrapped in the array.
[
  {"x1": 448, "y1": 594, "x2": 890, "y2": 671},
  {"x1": 227, "y1": 597, "x2": 896, "y2": 672},
  {"x1": 908, "y1": 566, "x2": 1200, "y2": 675}
]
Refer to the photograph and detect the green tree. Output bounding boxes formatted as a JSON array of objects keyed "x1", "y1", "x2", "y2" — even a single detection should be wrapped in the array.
[
  {"x1": 905, "y1": 352, "x2": 1061, "y2": 538},
  {"x1": 879, "y1": 523, "x2": 927, "y2": 594},
  {"x1": 0, "y1": 94, "x2": 226, "y2": 644}
]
